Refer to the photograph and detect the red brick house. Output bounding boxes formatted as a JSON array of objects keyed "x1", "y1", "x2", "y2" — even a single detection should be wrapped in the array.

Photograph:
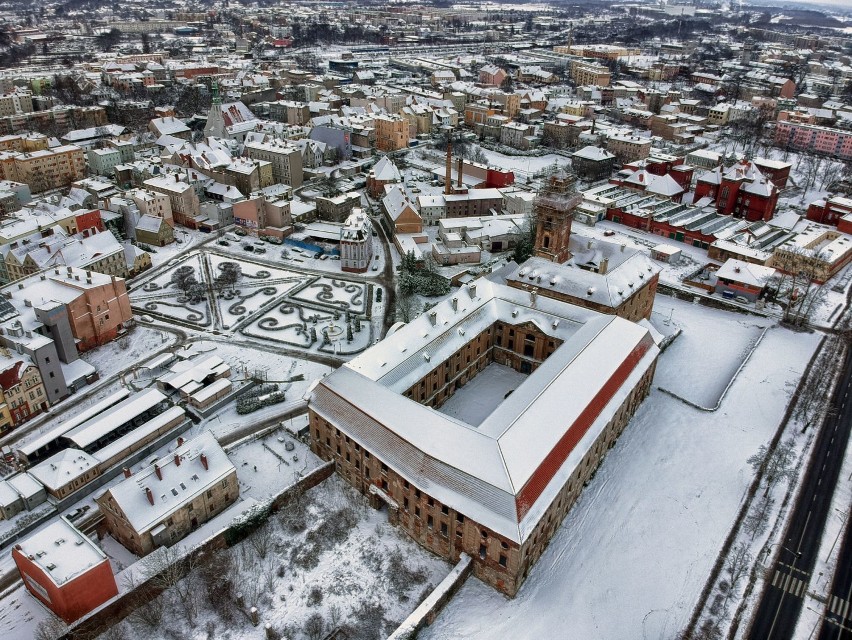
[
  {"x1": 695, "y1": 160, "x2": 778, "y2": 222},
  {"x1": 12, "y1": 517, "x2": 118, "y2": 623},
  {"x1": 807, "y1": 196, "x2": 852, "y2": 226}
]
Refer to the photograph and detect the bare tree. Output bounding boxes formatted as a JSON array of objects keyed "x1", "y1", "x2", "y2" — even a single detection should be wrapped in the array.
[
  {"x1": 725, "y1": 541, "x2": 753, "y2": 593},
  {"x1": 141, "y1": 546, "x2": 201, "y2": 627},
  {"x1": 748, "y1": 438, "x2": 797, "y2": 497},
  {"x1": 305, "y1": 613, "x2": 326, "y2": 640},
  {"x1": 248, "y1": 523, "x2": 274, "y2": 559},
  {"x1": 33, "y1": 617, "x2": 68, "y2": 640},
  {"x1": 799, "y1": 154, "x2": 824, "y2": 198},
  {"x1": 744, "y1": 494, "x2": 775, "y2": 540}
]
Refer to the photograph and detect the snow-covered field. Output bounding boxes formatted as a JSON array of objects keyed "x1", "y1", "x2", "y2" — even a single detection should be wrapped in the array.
[
  {"x1": 438, "y1": 363, "x2": 527, "y2": 426},
  {"x1": 422, "y1": 298, "x2": 821, "y2": 640},
  {"x1": 80, "y1": 325, "x2": 178, "y2": 378},
  {"x1": 653, "y1": 301, "x2": 770, "y2": 408}
]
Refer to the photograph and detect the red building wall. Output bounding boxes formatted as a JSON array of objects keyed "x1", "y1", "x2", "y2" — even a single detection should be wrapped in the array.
[
  {"x1": 12, "y1": 548, "x2": 118, "y2": 623},
  {"x1": 75, "y1": 209, "x2": 105, "y2": 235},
  {"x1": 485, "y1": 168, "x2": 515, "y2": 188}
]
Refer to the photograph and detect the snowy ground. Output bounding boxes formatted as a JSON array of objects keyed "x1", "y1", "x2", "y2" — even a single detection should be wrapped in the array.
[
  {"x1": 437, "y1": 363, "x2": 527, "y2": 426},
  {"x1": 80, "y1": 325, "x2": 178, "y2": 379},
  {"x1": 100, "y1": 476, "x2": 451, "y2": 640},
  {"x1": 228, "y1": 432, "x2": 323, "y2": 502},
  {"x1": 422, "y1": 297, "x2": 821, "y2": 640},
  {"x1": 145, "y1": 228, "x2": 211, "y2": 269},
  {"x1": 653, "y1": 300, "x2": 770, "y2": 408}
]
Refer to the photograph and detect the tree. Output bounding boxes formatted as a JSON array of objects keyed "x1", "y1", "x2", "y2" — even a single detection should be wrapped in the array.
[
  {"x1": 96, "y1": 28, "x2": 123, "y2": 52},
  {"x1": 141, "y1": 546, "x2": 201, "y2": 626},
  {"x1": 471, "y1": 146, "x2": 489, "y2": 165},
  {"x1": 305, "y1": 613, "x2": 326, "y2": 640},
  {"x1": 141, "y1": 32, "x2": 151, "y2": 54},
  {"x1": 744, "y1": 494, "x2": 775, "y2": 540},
  {"x1": 248, "y1": 523, "x2": 273, "y2": 560},
  {"x1": 395, "y1": 286, "x2": 418, "y2": 323},
  {"x1": 748, "y1": 438, "x2": 797, "y2": 497},
  {"x1": 725, "y1": 541, "x2": 753, "y2": 593},
  {"x1": 33, "y1": 617, "x2": 68, "y2": 640},
  {"x1": 170, "y1": 265, "x2": 197, "y2": 292}
]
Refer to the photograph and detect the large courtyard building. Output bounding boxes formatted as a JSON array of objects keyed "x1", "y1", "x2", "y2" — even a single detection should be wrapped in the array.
[{"x1": 308, "y1": 270, "x2": 659, "y2": 596}]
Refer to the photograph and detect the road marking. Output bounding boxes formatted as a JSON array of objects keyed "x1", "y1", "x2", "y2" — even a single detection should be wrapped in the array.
[{"x1": 771, "y1": 570, "x2": 807, "y2": 599}]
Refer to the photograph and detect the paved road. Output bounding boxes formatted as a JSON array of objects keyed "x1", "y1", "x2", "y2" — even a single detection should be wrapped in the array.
[
  {"x1": 747, "y1": 341, "x2": 852, "y2": 639},
  {"x1": 819, "y1": 508, "x2": 852, "y2": 639}
]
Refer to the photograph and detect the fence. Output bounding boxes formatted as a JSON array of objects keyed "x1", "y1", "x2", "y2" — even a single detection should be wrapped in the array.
[{"x1": 283, "y1": 237, "x2": 341, "y2": 256}]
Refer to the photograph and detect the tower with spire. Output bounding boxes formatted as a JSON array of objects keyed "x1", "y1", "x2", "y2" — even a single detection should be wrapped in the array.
[{"x1": 204, "y1": 81, "x2": 226, "y2": 139}]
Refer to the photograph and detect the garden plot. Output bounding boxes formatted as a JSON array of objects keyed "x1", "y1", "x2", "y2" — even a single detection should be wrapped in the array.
[
  {"x1": 290, "y1": 277, "x2": 369, "y2": 315},
  {"x1": 131, "y1": 253, "x2": 212, "y2": 328},
  {"x1": 652, "y1": 298, "x2": 771, "y2": 408},
  {"x1": 99, "y1": 476, "x2": 450, "y2": 640},
  {"x1": 241, "y1": 303, "x2": 374, "y2": 356},
  {"x1": 206, "y1": 254, "x2": 312, "y2": 330}
]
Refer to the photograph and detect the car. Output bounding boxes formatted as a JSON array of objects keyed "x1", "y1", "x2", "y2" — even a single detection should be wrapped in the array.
[
  {"x1": 243, "y1": 244, "x2": 254, "y2": 252},
  {"x1": 314, "y1": 252, "x2": 323, "y2": 259},
  {"x1": 320, "y1": 254, "x2": 328, "y2": 260},
  {"x1": 217, "y1": 240, "x2": 230, "y2": 246},
  {"x1": 372, "y1": 264, "x2": 379, "y2": 271},
  {"x1": 331, "y1": 255, "x2": 340, "y2": 260},
  {"x1": 603, "y1": 229, "x2": 615, "y2": 236},
  {"x1": 254, "y1": 245, "x2": 267, "y2": 254},
  {"x1": 735, "y1": 296, "x2": 750, "y2": 304}
]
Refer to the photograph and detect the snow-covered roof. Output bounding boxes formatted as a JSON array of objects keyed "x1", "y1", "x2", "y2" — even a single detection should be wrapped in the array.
[
  {"x1": 716, "y1": 259, "x2": 775, "y2": 287},
  {"x1": 99, "y1": 430, "x2": 235, "y2": 534},
  {"x1": 28, "y1": 448, "x2": 99, "y2": 491},
  {"x1": 506, "y1": 240, "x2": 660, "y2": 311},
  {"x1": 14, "y1": 516, "x2": 109, "y2": 586},
  {"x1": 94, "y1": 406, "x2": 187, "y2": 468},
  {"x1": 63, "y1": 389, "x2": 168, "y2": 451},
  {"x1": 189, "y1": 378, "x2": 232, "y2": 404},
  {"x1": 572, "y1": 145, "x2": 615, "y2": 161},
  {"x1": 370, "y1": 156, "x2": 402, "y2": 182},
  {"x1": 309, "y1": 272, "x2": 658, "y2": 543},
  {"x1": 157, "y1": 355, "x2": 229, "y2": 393},
  {"x1": 382, "y1": 185, "x2": 419, "y2": 222},
  {"x1": 7, "y1": 472, "x2": 43, "y2": 499}
]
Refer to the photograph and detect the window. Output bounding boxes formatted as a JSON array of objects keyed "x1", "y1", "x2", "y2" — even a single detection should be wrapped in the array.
[
  {"x1": 415, "y1": 489, "x2": 421, "y2": 499},
  {"x1": 441, "y1": 505, "x2": 449, "y2": 515},
  {"x1": 427, "y1": 515, "x2": 433, "y2": 529},
  {"x1": 440, "y1": 522, "x2": 448, "y2": 537},
  {"x1": 456, "y1": 513, "x2": 465, "y2": 524},
  {"x1": 479, "y1": 544, "x2": 487, "y2": 560},
  {"x1": 403, "y1": 497, "x2": 409, "y2": 511},
  {"x1": 499, "y1": 554, "x2": 507, "y2": 567},
  {"x1": 415, "y1": 506, "x2": 420, "y2": 518}
]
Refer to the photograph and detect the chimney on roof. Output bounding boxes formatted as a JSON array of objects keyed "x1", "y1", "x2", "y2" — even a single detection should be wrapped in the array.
[
  {"x1": 177, "y1": 436, "x2": 184, "y2": 447},
  {"x1": 154, "y1": 463, "x2": 162, "y2": 480},
  {"x1": 174, "y1": 454, "x2": 181, "y2": 466},
  {"x1": 468, "y1": 283, "x2": 477, "y2": 298},
  {"x1": 451, "y1": 297, "x2": 458, "y2": 311},
  {"x1": 145, "y1": 487, "x2": 154, "y2": 505},
  {"x1": 123, "y1": 467, "x2": 131, "y2": 478},
  {"x1": 200, "y1": 453, "x2": 208, "y2": 470}
]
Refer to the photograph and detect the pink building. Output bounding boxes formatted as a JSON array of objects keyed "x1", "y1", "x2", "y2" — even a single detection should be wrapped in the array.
[{"x1": 775, "y1": 122, "x2": 852, "y2": 160}]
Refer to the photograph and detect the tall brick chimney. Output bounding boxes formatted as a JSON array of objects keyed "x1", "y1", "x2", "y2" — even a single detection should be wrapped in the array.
[
  {"x1": 154, "y1": 463, "x2": 162, "y2": 480},
  {"x1": 145, "y1": 487, "x2": 154, "y2": 505},
  {"x1": 123, "y1": 467, "x2": 132, "y2": 478},
  {"x1": 457, "y1": 157, "x2": 463, "y2": 188},
  {"x1": 200, "y1": 453, "x2": 208, "y2": 470},
  {"x1": 174, "y1": 454, "x2": 181, "y2": 466}
]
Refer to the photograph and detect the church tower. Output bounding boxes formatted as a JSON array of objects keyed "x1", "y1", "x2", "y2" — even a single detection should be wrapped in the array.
[
  {"x1": 533, "y1": 168, "x2": 581, "y2": 264},
  {"x1": 204, "y1": 81, "x2": 226, "y2": 139}
]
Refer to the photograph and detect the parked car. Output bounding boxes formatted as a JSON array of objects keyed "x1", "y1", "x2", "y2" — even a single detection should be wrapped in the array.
[
  {"x1": 217, "y1": 240, "x2": 230, "y2": 246},
  {"x1": 243, "y1": 244, "x2": 254, "y2": 252}
]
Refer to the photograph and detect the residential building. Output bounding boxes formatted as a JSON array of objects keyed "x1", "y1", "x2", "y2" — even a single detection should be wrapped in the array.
[
  {"x1": 243, "y1": 139, "x2": 304, "y2": 188},
  {"x1": 367, "y1": 156, "x2": 402, "y2": 198},
  {"x1": 774, "y1": 121, "x2": 852, "y2": 161},
  {"x1": 340, "y1": 209, "x2": 374, "y2": 273},
  {"x1": 0, "y1": 145, "x2": 86, "y2": 194},
  {"x1": 316, "y1": 192, "x2": 361, "y2": 223},
  {"x1": 374, "y1": 114, "x2": 409, "y2": 152},
  {"x1": 571, "y1": 146, "x2": 617, "y2": 181},
  {"x1": 96, "y1": 431, "x2": 238, "y2": 556},
  {"x1": 382, "y1": 186, "x2": 422, "y2": 234},
  {"x1": 0, "y1": 359, "x2": 48, "y2": 429},
  {"x1": 606, "y1": 135, "x2": 652, "y2": 164},
  {"x1": 143, "y1": 174, "x2": 202, "y2": 228}
]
